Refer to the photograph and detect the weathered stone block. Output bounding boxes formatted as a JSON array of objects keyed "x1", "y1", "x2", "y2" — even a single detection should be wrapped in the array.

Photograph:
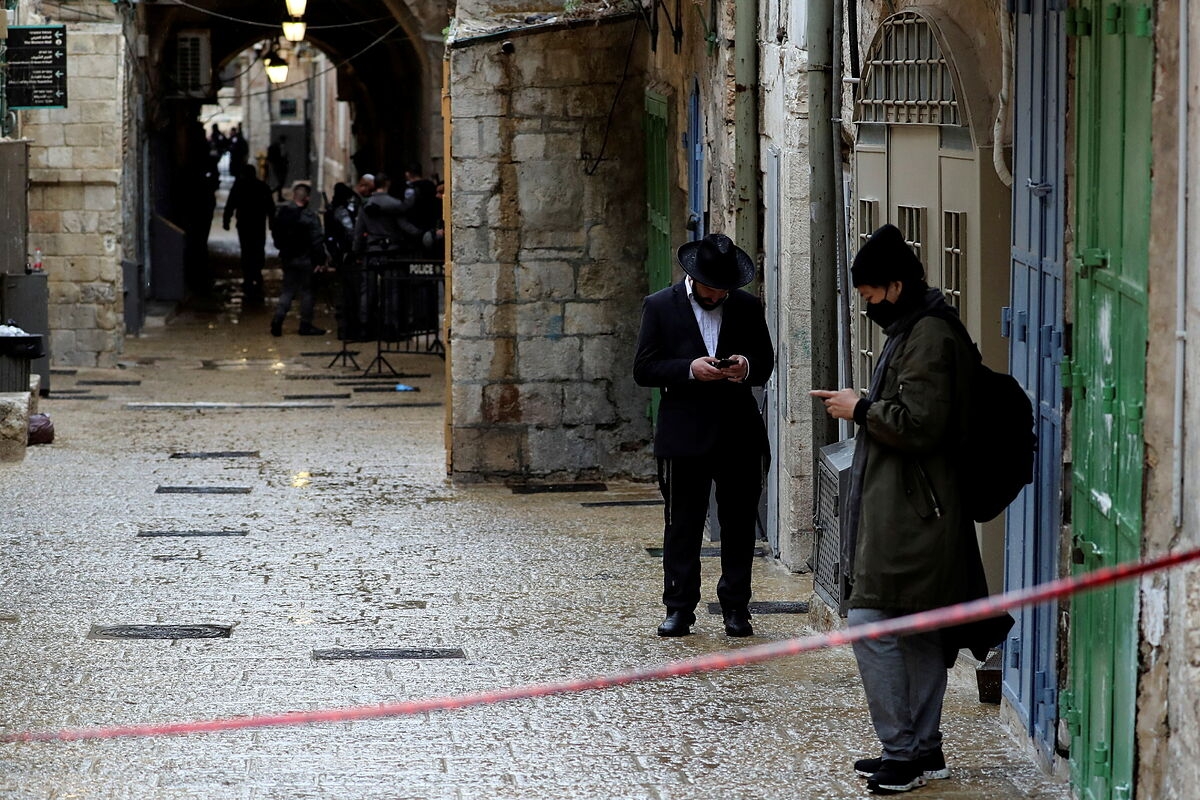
[
  {"x1": 511, "y1": 133, "x2": 544, "y2": 163},
  {"x1": 39, "y1": 185, "x2": 86, "y2": 211},
  {"x1": 578, "y1": 259, "x2": 643, "y2": 301},
  {"x1": 526, "y1": 425, "x2": 597, "y2": 475},
  {"x1": 451, "y1": 226, "x2": 495, "y2": 267},
  {"x1": 516, "y1": 161, "x2": 583, "y2": 231},
  {"x1": 513, "y1": 382, "x2": 564, "y2": 426},
  {"x1": 0, "y1": 393, "x2": 30, "y2": 463},
  {"x1": 515, "y1": 261, "x2": 574, "y2": 301},
  {"x1": 451, "y1": 425, "x2": 523, "y2": 474},
  {"x1": 511, "y1": 88, "x2": 556, "y2": 117},
  {"x1": 522, "y1": 227, "x2": 587, "y2": 251},
  {"x1": 515, "y1": 301, "x2": 563, "y2": 338},
  {"x1": 586, "y1": 224, "x2": 644, "y2": 263},
  {"x1": 563, "y1": 300, "x2": 613, "y2": 336},
  {"x1": 482, "y1": 382, "x2": 522, "y2": 423},
  {"x1": 451, "y1": 301, "x2": 487, "y2": 338},
  {"x1": 517, "y1": 335, "x2": 580, "y2": 381},
  {"x1": 451, "y1": 157, "x2": 501, "y2": 195},
  {"x1": 452, "y1": 382, "x2": 485, "y2": 426},
  {"x1": 562, "y1": 380, "x2": 617, "y2": 426},
  {"x1": 73, "y1": 54, "x2": 118, "y2": 77},
  {"x1": 83, "y1": 185, "x2": 118, "y2": 212},
  {"x1": 76, "y1": 101, "x2": 118, "y2": 125},
  {"x1": 452, "y1": 336, "x2": 516, "y2": 381},
  {"x1": 450, "y1": 87, "x2": 505, "y2": 119}
]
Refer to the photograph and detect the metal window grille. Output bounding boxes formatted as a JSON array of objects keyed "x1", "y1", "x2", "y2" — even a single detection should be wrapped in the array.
[
  {"x1": 856, "y1": 200, "x2": 881, "y2": 392},
  {"x1": 897, "y1": 205, "x2": 925, "y2": 263},
  {"x1": 857, "y1": 11, "x2": 960, "y2": 126},
  {"x1": 942, "y1": 211, "x2": 965, "y2": 309}
]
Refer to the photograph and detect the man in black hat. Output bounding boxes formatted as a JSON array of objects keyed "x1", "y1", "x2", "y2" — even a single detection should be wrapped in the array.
[{"x1": 633, "y1": 233, "x2": 775, "y2": 638}]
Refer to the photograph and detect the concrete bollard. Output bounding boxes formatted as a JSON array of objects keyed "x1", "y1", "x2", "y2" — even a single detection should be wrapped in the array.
[{"x1": 0, "y1": 392, "x2": 31, "y2": 463}]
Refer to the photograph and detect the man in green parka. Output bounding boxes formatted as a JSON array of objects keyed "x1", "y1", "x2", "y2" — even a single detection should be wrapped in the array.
[{"x1": 812, "y1": 223, "x2": 980, "y2": 795}]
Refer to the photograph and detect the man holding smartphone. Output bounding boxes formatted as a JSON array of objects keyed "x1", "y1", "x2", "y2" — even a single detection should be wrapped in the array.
[{"x1": 633, "y1": 233, "x2": 775, "y2": 637}]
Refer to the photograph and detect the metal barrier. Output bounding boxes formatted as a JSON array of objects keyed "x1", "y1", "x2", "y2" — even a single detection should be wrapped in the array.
[{"x1": 334, "y1": 254, "x2": 444, "y2": 374}]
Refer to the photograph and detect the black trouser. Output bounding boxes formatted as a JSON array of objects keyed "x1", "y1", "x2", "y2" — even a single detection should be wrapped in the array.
[
  {"x1": 274, "y1": 261, "x2": 315, "y2": 325},
  {"x1": 658, "y1": 437, "x2": 764, "y2": 614},
  {"x1": 237, "y1": 226, "x2": 266, "y2": 295}
]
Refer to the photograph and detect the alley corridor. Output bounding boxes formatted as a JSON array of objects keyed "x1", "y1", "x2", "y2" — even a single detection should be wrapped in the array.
[{"x1": 0, "y1": 304, "x2": 1070, "y2": 799}]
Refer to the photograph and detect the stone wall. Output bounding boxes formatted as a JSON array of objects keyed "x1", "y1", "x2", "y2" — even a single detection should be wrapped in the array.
[
  {"x1": 1139, "y1": 1, "x2": 1200, "y2": 795},
  {"x1": 447, "y1": 20, "x2": 650, "y2": 482},
  {"x1": 20, "y1": 5, "x2": 130, "y2": 367},
  {"x1": 759, "y1": 1, "x2": 815, "y2": 572}
]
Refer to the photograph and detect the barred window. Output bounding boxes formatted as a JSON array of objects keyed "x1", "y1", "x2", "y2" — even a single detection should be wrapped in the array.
[
  {"x1": 942, "y1": 211, "x2": 965, "y2": 309},
  {"x1": 857, "y1": 11, "x2": 960, "y2": 126},
  {"x1": 897, "y1": 205, "x2": 926, "y2": 263},
  {"x1": 856, "y1": 200, "x2": 881, "y2": 392}
]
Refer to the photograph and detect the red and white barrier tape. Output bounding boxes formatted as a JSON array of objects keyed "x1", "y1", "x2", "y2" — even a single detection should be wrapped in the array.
[{"x1": 4, "y1": 546, "x2": 1199, "y2": 743}]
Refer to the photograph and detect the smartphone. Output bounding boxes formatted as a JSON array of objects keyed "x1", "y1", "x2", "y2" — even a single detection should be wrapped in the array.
[{"x1": 713, "y1": 358, "x2": 736, "y2": 369}]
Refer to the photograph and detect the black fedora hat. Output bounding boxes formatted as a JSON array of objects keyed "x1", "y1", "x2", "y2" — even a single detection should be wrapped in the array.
[{"x1": 677, "y1": 234, "x2": 755, "y2": 291}]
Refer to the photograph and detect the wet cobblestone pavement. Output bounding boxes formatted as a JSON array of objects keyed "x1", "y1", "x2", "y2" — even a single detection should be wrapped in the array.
[{"x1": 0, "y1": 297, "x2": 1071, "y2": 799}]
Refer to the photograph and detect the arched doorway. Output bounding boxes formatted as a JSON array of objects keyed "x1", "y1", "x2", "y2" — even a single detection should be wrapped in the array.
[
  {"x1": 139, "y1": 0, "x2": 444, "y2": 302},
  {"x1": 852, "y1": 8, "x2": 1013, "y2": 594}
]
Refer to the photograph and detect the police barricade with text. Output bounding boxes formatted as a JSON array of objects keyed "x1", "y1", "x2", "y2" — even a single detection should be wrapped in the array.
[{"x1": 335, "y1": 254, "x2": 445, "y2": 374}]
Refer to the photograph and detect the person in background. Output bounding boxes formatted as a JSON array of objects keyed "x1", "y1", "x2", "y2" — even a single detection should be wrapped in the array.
[
  {"x1": 267, "y1": 136, "x2": 290, "y2": 202},
  {"x1": 633, "y1": 233, "x2": 774, "y2": 640},
  {"x1": 355, "y1": 174, "x2": 375, "y2": 204},
  {"x1": 223, "y1": 163, "x2": 276, "y2": 305},
  {"x1": 270, "y1": 182, "x2": 326, "y2": 337}
]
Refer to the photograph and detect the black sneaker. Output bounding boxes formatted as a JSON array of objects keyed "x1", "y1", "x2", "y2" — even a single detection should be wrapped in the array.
[
  {"x1": 856, "y1": 749, "x2": 948, "y2": 780},
  {"x1": 298, "y1": 323, "x2": 326, "y2": 336},
  {"x1": 867, "y1": 760, "x2": 926, "y2": 794},
  {"x1": 270, "y1": 319, "x2": 283, "y2": 337}
]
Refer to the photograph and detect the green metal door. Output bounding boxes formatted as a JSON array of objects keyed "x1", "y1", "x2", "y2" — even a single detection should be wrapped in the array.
[
  {"x1": 1063, "y1": 4, "x2": 1153, "y2": 799},
  {"x1": 644, "y1": 91, "x2": 671, "y2": 422},
  {"x1": 645, "y1": 91, "x2": 672, "y2": 293}
]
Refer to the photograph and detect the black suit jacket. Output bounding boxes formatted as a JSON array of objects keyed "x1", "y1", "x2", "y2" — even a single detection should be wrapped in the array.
[{"x1": 633, "y1": 280, "x2": 774, "y2": 458}]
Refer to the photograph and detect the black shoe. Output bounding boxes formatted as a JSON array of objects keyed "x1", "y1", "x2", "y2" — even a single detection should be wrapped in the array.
[
  {"x1": 866, "y1": 760, "x2": 926, "y2": 794},
  {"x1": 298, "y1": 323, "x2": 326, "y2": 336},
  {"x1": 722, "y1": 608, "x2": 753, "y2": 637},
  {"x1": 656, "y1": 610, "x2": 695, "y2": 637},
  {"x1": 270, "y1": 319, "x2": 283, "y2": 337},
  {"x1": 856, "y1": 749, "x2": 948, "y2": 780}
]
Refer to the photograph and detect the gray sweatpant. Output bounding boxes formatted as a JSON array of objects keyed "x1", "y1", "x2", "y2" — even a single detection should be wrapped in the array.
[{"x1": 849, "y1": 607, "x2": 948, "y2": 761}]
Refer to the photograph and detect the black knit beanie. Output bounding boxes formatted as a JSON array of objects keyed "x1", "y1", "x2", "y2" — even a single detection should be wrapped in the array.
[{"x1": 851, "y1": 224, "x2": 925, "y2": 288}]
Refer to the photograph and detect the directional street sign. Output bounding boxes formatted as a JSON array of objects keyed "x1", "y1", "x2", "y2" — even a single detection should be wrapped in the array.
[{"x1": 4, "y1": 26, "x2": 68, "y2": 109}]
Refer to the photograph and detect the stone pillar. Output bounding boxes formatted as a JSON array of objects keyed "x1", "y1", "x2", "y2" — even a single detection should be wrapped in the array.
[
  {"x1": 22, "y1": 18, "x2": 127, "y2": 367},
  {"x1": 447, "y1": 20, "x2": 651, "y2": 482}
]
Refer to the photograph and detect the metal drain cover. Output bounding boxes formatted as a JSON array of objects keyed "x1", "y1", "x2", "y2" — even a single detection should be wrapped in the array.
[
  {"x1": 312, "y1": 647, "x2": 466, "y2": 661},
  {"x1": 706, "y1": 601, "x2": 810, "y2": 615},
  {"x1": 645, "y1": 547, "x2": 768, "y2": 558},
  {"x1": 137, "y1": 530, "x2": 249, "y2": 538},
  {"x1": 155, "y1": 486, "x2": 252, "y2": 494},
  {"x1": 581, "y1": 499, "x2": 663, "y2": 507},
  {"x1": 89, "y1": 624, "x2": 232, "y2": 640},
  {"x1": 170, "y1": 451, "x2": 259, "y2": 459},
  {"x1": 510, "y1": 482, "x2": 608, "y2": 494}
]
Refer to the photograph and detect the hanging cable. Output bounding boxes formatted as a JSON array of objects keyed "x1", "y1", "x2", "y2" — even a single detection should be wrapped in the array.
[{"x1": 168, "y1": 0, "x2": 396, "y2": 31}]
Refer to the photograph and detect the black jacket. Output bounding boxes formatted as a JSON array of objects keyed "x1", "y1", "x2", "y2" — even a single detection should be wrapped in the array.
[{"x1": 633, "y1": 280, "x2": 774, "y2": 459}]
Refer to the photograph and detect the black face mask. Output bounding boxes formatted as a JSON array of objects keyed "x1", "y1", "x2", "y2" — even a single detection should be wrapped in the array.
[{"x1": 865, "y1": 298, "x2": 902, "y2": 327}]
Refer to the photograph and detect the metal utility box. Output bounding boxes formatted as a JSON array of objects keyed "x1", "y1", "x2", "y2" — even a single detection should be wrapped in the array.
[
  {"x1": 0, "y1": 272, "x2": 51, "y2": 394},
  {"x1": 812, "y1": 439, "x2": 856, "y2": 614}
]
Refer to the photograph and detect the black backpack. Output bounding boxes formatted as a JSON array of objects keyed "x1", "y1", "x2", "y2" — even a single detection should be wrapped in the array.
[{"x1": 931, "y1": 311, "x2": 1037, "y2": 522}]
